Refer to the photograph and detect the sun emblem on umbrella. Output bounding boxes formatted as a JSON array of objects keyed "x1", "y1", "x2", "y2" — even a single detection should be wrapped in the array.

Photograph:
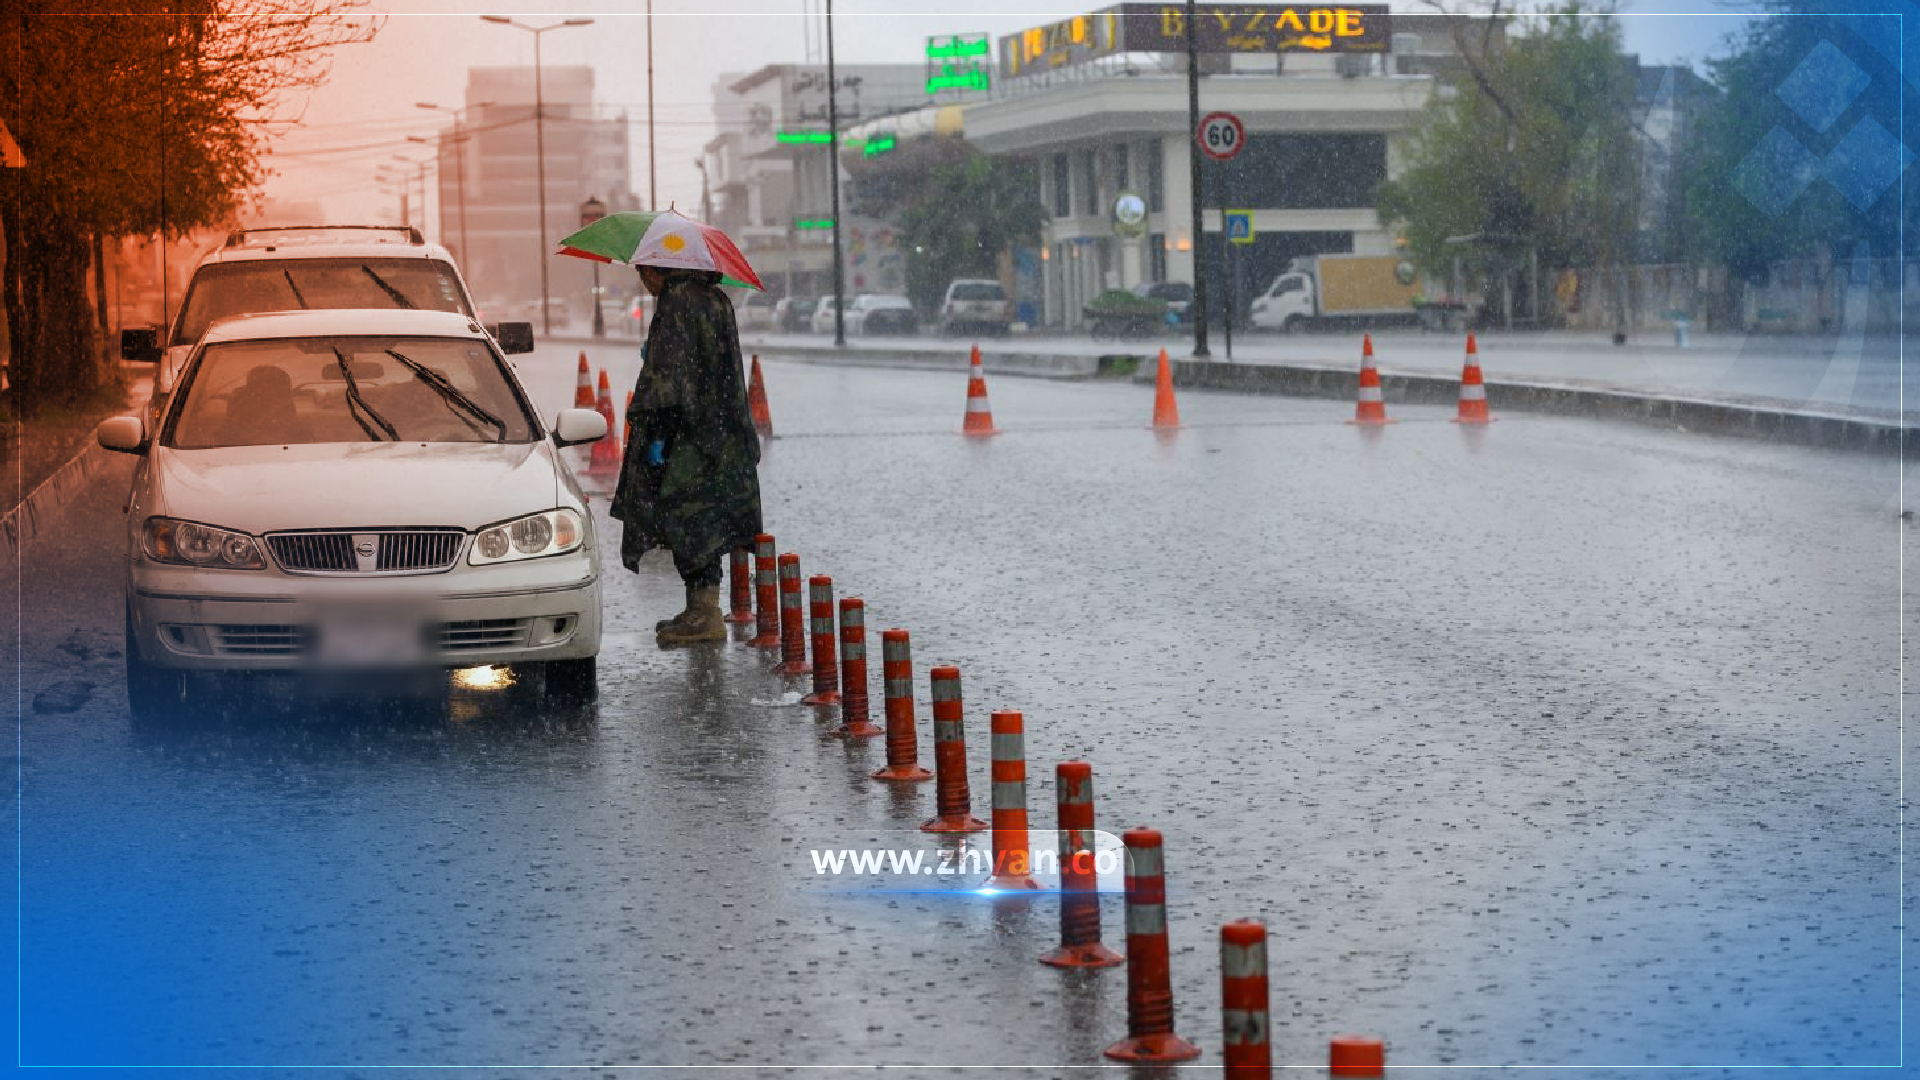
[{"x1": 662, "y1": 234, "x2": 686, "y2": 252}]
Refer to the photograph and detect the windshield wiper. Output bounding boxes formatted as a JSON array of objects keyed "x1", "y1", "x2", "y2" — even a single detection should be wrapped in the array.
[
  {"x1": 331, "y1": 347, "x2": 396, "y2": 441},
  {"x1": 360, "y1": 265, "x2": 417, "y2": 309},
  {"x1": 282, "y1": 269, "x2": 309, "y2": 309},
  {"x1": 385, "y1": 349, "x2": 508, "y2": 441}
]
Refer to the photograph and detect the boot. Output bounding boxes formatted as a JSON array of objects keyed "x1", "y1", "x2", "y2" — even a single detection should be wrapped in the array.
[
  {"x1": 656, "y1": 585, "x2": 726, "y2": 645},
  {"x1": 655, "y1": 584, "x2": 696, "y2": 632}
]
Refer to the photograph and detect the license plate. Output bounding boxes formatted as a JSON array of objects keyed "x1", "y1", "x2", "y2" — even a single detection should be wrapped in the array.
[{"x1": 315, "y1": 602, "x2": 428, "y2": 668}]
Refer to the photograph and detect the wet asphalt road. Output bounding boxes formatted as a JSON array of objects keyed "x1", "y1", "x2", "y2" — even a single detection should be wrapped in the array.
[{"x1": 1, "y1": 345, "x2": 1907, "y2": 1077}]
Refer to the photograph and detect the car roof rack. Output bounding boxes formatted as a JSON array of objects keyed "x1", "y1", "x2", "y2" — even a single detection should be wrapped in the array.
[{"x1": 224, "y1": 225, "x2": 425, "y2": 248}]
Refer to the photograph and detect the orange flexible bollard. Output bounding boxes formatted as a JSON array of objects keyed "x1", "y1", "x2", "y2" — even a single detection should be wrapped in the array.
[
  {"x1": 773, "y1": 553, "x2": 811, "y2": 676},
  {"x1": 750, "y1": 534, "x2": 780, "y2": 649},
  {"x1": 1350, "y1": 334, "x2": 1391, "y2": 426},
  {"x1": 573, "y1": 352, "x2": 594, "y2": 408},
  {"x1": 587, "y1": 370, "x2": 620, "y2": 472},
  {"x1": 920, "y1": 666, "x2": 987, "y2": 833},
  {"x1": 984, "y1": 710, "x2": 1041, "y2": 889},
  {"x1": 801, "y1": 575, "x2": 840, "y2": 706},
  {"x1": 1151, "y1": 348, "x2": 1181, "y2": 430},
  {"x1": 870, "y1": 629, "x2": 931, "y2": 782},
  {"x1": 1040, "y1": 761, "x2": 1123, "y2": 968},
  {"x1": 1104, "y1": 828, "x2": 1201, "y2": 1062},
  {"x1": 1221, "y1": 920, "x2": 1272, "y2": 1076},
  {"x1": 1329, "y1": 1035, "x2": 1386, "y2": 1077},
  {"x1": 747, "y1": 354, "x2": 774, "y2": 437},
  {"x1": 832, "y1": 598, "x2": 883, "y2": 739},
  {"x1": 727, "y1": 546, "x2": 755, "y2": 625}
]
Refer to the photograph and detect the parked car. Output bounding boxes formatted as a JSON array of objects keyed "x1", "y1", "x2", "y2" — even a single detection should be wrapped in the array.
[
  {"x1": 809, "y1": 296, "x2": 852, "y2": 334},
  {"x1": 1133, "y1": 280, "x2": 1193, "y2": 323},
  {"x1": 845, "y1": 293, "x2": 918, "y2": 336},
  {"x1": 734, "y1": 291, "x2": 778, "y2": 332},
  {"x1": 775, "y1": 296, "x2": 818, "y2": 332},
  {"x1": 120, "y1": 225, "x2": 533, "y2": 430},
  {"x1": 939, "y1": 279, "x2": 1011, "y2": 337},
  {"x1": 97, "y1": 307, "x2": 608, "y2": 723}
]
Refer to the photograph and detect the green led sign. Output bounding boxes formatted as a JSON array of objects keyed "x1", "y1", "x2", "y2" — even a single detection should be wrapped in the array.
[
  {"x1": 926, "y1": 35, "x2": 990, "y2": 59},
  {"x1": 775, "y1": 130, "x2": 832, "y2": 145},
  {"x1": 926, "y1": 68, "x2": 990, "y2": 94},
  {"x1": 863, "y1": 136, "x2": 896, "y2": 156},
  {"x1": 775, "y1": 131, "x2": 897, "y2": 156},
  {"x1": 794, "y1": 217, "x2": 835, "y2": 230}
]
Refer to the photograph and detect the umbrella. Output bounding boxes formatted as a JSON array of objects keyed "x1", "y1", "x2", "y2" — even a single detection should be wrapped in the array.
[{"x1": 556, "y1": 209, "x2": 764, "y2": 291}]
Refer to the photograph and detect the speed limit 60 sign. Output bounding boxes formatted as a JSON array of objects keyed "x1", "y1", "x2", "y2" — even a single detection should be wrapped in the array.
[{"x1": 1197, "y1": 111, "x2": 1246, "y2": 161}]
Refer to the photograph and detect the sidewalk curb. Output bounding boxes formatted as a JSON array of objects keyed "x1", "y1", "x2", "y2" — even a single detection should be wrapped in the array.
[
  {"x1": 1, "y1": 441, "x2": 113, "y2": 565},
  {"x1": 729, "y1": 339, "x2": 1913, "y2": 457}
]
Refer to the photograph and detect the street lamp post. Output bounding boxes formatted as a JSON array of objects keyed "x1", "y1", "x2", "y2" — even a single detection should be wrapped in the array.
[
  {"x1": 581, "y1": 195, "x2": 606, "y2": 338},
  {"x1": 826, "y1": 0, "x2": 845, "y2": 348},
  {"x1": 480, "y1": 15, "x2": 594, "y2": 336},
  {"x1": 388, "y1": 153, "x2": 432, "y2": 234}
]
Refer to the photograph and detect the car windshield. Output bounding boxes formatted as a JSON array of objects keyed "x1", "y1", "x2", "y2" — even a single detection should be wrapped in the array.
[
  {"x1": 166, "y1": 334, "x2": 537, "y2": 449},
  {"x1": 171, "y1": 258, "x2": 474, "y2": 346},
  {"x1": 950, "y1": 283, "x2": 1004, "y2": 301}
]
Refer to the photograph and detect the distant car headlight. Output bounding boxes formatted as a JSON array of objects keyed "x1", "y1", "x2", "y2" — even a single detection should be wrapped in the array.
[
  {"x1": 470, "y1": 509, "x2": 583, "y2": 565},
  {"x1": 142, "y1": 517, "x2": 266, "y2": 569}
]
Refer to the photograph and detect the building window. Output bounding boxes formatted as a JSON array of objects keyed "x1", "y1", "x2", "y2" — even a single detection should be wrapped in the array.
[
  {"x1": 1052, "y1": 154, "x2": 1071, "y2": 218},
  {"x1": 1149, "y1": 234, "x2": 1167, "y2": 281},
  {"x1": 1112, "y1": 145, "x2": 1130, "y2": 192},
  {"x1": 1079, "y1": 150, "x2": 1099, "y2": 217},
  {"x1": 1147, "y1": 145, "x2": 1163, "y2": 213}
]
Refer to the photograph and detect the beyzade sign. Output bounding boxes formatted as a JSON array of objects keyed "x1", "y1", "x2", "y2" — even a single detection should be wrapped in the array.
[{"x1": 998, "y1": 4, "x2": 1389, "y2": 77}]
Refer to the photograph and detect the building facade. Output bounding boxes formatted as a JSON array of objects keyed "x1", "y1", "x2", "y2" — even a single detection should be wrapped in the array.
[{"x1": 429, "y1": 66, "x2": 636, "y2": 314}]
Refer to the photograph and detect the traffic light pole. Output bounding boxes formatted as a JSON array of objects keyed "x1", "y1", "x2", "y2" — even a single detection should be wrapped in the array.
[{"x1": 1185, "y1": 0, "x2": 1209, "y2": 359}]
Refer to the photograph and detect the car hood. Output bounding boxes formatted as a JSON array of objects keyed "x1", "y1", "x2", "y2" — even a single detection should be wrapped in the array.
[{"x1": 150, "y1": 441, "x2": 566, "y2": 534}]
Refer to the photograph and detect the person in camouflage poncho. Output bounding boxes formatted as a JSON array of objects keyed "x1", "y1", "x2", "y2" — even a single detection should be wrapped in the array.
[{"x1": 610, "y1": 266, "x2": 763, "y2": 645}]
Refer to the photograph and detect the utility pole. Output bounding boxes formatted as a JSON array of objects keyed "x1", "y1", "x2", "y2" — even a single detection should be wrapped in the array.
[
  {"x1": 827, "y1": 0, "x2": 846, "y2": 347},
  {"x1": 647, "y1": 0, "x2": 658, "y2": 207},
  {"x1": 1185, "y1": 0, "x2": 1210, "y2": 358}
]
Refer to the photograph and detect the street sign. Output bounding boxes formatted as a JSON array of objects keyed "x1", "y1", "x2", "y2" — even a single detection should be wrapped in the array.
[
  {"x1": 1225, "y1": 210, "x2": 1255, "y2": 245},
  {"x1": 1197, "y1": 111, "x2": 1246, "y2": 161}
]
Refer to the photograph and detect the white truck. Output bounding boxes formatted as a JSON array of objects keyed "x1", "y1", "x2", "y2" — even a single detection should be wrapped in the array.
[{"x1": 1248, "y1": 254, "x2": 1423, "y2": 333}]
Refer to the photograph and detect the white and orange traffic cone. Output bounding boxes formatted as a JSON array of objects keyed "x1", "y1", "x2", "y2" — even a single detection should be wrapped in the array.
[
  {"x1": 1350, "y1": 334, "x2": 1391, "y2": 426},
  {"x1": 1454, "y1": 333, "x2": 1493, "y2": 425},
  {"x1": 587, "y1": 370, "x2": 619, "y2": 473},
  {"x1": 573, "y1": 351, "x2": 595, "y2": 409},
  {"x1": 962, "y1": 345, "x2": 999, "y2": 436},
  {"x1": 1151, "y1": 348, "x2": 1180, "y2": 430},
  {"x1": 747, "y1": 354, "x2": 773, "y2": 438}
]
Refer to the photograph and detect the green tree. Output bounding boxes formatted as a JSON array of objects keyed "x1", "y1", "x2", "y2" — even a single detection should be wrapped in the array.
[
  {"x1": 1375, "y1": 7, "x2": 1643, "y2": 317},
  {"x1": 896, "y1": 153, "x2": 1045, "y2": 313},
  {"x1": 1675, "y1": 7, "x2": 1916, "y2": 282},
  {"x1": 0, "y1": 5, "x2": 377, "y2": 417}
]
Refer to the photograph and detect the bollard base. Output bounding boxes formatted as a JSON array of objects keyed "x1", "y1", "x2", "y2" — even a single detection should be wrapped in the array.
[
  {"x1": 727, "y1": 611, "x2": 756, "y2": 625},
  {"x1": 1039, "y1": 941, "x2": 1124, "y2": 968},
  {"x1": 983, "y1": 873, "x2": 1042, "y2": 891},
  {"x1": 871, "y1": 764, "x2": 933, "y2": 782},
  {"x1": 801, "y1": 689, "x2": 842, "y2": 706},
  {"x1": 833, "y1": 721, "x2": 885, "y2": 740},
  {"x1": 749, "y1": 632, "x2": 781, "y2": 649},
  {"x1": 1346, "y1": 418, "x2": 1395, "y2": 426},
  {"x1": 919, "y1": 813, "x2": 988, "y2": 834},
  {"x1": 772, "y1": 659, "x2": 813, "y2": 676},
  {"x1": 1104, "y1": 1032, "x2": 1202, "y2": 1063}
]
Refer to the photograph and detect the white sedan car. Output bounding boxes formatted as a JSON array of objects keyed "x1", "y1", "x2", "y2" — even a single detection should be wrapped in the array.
[{"x1": 98, "y1": 308, "x2": 609, "y2": 721}]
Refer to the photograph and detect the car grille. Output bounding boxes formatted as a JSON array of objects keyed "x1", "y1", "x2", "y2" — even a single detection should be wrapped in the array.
[
  {"x1": 210, "y1": 624, "x2": 310, "y2": 657},
  {"x1": 267, "y1": 530, "x2": 465, "y2": 574},
  {"x1": 436, "y1": 618, "x2": 531, "y2": 651}
]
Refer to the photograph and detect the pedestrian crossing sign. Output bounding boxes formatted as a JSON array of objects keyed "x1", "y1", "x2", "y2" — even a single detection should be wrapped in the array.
[{"x1": 1225, "y1": 210, "x2": 1253, "y2": 245}]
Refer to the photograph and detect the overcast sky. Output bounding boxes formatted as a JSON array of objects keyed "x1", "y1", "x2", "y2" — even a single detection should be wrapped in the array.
[{"x1": 258, "y1": 2, "x2": 1763, "y2": 228}]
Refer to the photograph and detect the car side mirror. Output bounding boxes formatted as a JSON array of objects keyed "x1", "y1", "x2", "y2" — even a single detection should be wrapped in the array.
[
  {"x1": 120, "y1": 327, "x2": 160, "y2": 364},
  {"x1": 552, "y1": 408, "x2": 609, "y2": 448},
  {"x1": 96, "y1": 415, "x2": 147, "y2": 454},
  {"x1": 490, "y1": 321, "x2": 535, "y2": 354}
]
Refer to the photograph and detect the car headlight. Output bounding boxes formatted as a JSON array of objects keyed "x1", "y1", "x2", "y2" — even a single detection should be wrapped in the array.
[
  {"x1": 470, "y1": 509, "x2": 584, "y2": 565},
  {"x1": 142, "y1": 517, "x2": 266, "y2": 569}
]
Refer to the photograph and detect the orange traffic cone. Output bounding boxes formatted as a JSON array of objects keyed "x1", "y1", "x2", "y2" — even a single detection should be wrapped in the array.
[
  {"x1": 1151, "y1": 348, "x2": 1180, "y2": 429},
  {"x1": 588, "y1": 370, "x2": 620, "y2": 472},
  {"x1": 1350, "y1": 334, "x2": 1391, "y2": 426},
  {"x1": 1453, "y1": 333, "x2": 1493, "y2": 425},
  {"x1": 962, "y1": 345, "x2": 999, "y2": 437},
  {"x1": 573, "y1": 352, "x2": 594, "y2": 409},
  {"x1": 747, "y1": 354, "x2": 773, "y2": 438}
]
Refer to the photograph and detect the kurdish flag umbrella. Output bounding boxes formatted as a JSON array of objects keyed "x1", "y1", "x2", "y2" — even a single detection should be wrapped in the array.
[{"x1": 556, "y1": 208, "x2": 764, "y2": 291}]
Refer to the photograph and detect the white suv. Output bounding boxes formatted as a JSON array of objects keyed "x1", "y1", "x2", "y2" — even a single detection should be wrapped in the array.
[
  {"x1": 98, "y1": 308, "x2": 608, "y2": 722},
  {"x1": 122, "y1": 226, "x2": 533, "y2": 410},
  {"x1": 939, "y1": 279, "x2": 1011, "y2": 337}
]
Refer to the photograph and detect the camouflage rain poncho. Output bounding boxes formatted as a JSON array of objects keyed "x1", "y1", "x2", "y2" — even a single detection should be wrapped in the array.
[{"x1": 610, "y1": 270, "x2": 763, "y2": 573}]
